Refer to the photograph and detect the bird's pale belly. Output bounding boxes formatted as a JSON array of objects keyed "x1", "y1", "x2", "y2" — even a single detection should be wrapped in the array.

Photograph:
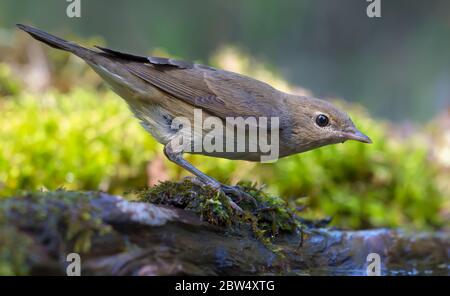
[{"x1": 126, "y1": 100, "x2": 279, "y2": 161}]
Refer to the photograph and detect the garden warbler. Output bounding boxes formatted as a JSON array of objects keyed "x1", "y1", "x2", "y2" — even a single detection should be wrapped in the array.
[{"x1": 17, "y1": 24, "x2": 371, "y2": 212}]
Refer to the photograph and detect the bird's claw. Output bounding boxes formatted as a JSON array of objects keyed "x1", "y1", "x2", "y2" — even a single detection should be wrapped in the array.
[
  {"x1": 183, "y1": 177, "x2": 256, "y2": 213},
  {"x1": 220, "y1": 184, "x2": 258, "y2": 207},
  {"x1": 223, "y1": 195, "x2": 244, "y2": 214},
  {"x1": 212, "y1": 185, "x2": 246, "y2": 214}
]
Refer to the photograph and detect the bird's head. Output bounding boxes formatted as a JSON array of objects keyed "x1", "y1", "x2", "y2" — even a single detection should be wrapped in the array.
[{"x1": 287, "y1": 96, "x2": 372, "y2": 152}]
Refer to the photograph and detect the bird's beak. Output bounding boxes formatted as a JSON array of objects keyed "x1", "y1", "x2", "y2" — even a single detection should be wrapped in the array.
[{"x1": 341, "y1": 128, "x2": 372, "y2": 144}]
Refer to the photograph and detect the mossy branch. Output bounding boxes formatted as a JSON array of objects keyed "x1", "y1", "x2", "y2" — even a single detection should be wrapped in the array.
[{"x1": 0, "y1": 181, "x2": 448, "y2": 275}]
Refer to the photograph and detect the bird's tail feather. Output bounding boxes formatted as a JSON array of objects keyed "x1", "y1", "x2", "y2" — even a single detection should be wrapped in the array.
[{"x1": 16, "y1": 24, "x2": 93, "y2": 59}]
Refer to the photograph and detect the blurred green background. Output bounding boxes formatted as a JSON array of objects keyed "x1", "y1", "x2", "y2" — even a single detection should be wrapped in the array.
[{"x1": 0, "y1": 0, "x2": 449, "y2": 230}]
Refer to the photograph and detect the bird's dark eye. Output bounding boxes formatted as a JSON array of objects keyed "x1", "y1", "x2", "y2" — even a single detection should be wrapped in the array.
[{"x1": 315, "y1": 114, "x2": 329, "y2": 127}]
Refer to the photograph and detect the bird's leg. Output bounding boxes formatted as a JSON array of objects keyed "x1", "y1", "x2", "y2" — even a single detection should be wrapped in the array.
[
  {"x1": 164, "y1": 144, "x2": 250, "y2": 213},
  {"x1": 163, "y1": 145, "x2": 221, "y2": 189}
]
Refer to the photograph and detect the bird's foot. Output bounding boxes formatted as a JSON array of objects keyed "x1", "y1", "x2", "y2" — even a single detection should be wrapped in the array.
[
  {"x1": 223, "y1": 194, "x2": 244, "y2": 214},
  {"x1": 212, "y1": 185, "x2": 248, "y2": 214},
  {"x1": 220, "y1": 184, "x2": 258, "y2": 207},
  {"x1": 182, "y1": 176, "x2": 245, "y2": 213},
  {"x1": 182, "y1": 176, "x2": 259, "y2": 213},
  {"x1": 216, "y1": 184, "x2": 261, "y2": 214}
]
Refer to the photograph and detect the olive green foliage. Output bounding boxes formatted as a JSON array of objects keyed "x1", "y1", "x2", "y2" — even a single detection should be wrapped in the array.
[{"x1": 0, "y1": 47, "x2": 447, "y2": 230}]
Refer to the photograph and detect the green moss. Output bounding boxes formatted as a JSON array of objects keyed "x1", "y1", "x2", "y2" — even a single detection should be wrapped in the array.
[
  {"x1": 136, "y1": 179, "x2": 301, "y2": 242},
  {"x1": 136, "y1": 179, "x2": 231, "y2": 226}
]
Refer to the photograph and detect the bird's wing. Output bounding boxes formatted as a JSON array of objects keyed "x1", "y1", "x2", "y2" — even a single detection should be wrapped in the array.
[{"x1": 96, "y1": 46, "x2": 286, "y2": 122}]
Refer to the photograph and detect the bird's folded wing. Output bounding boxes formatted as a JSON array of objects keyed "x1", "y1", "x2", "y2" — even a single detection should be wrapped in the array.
[{"x1": 122, "y1": 58, "x2": 286, "y2": 122}]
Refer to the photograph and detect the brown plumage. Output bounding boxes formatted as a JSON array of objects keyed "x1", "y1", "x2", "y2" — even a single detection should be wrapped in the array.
[{"x1": 17, "y1": 24, "x2": 371, "y2": 212}]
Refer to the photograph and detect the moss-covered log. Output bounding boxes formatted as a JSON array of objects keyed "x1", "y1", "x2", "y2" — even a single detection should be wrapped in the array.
[{"x1": 0, "y1": 182, "x2": 448, "y2": 275}]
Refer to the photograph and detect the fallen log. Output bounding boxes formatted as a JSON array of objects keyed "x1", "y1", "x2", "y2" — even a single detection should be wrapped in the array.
[{"x1": 0, "y1": 186, "x2": 448, "y2": 276}]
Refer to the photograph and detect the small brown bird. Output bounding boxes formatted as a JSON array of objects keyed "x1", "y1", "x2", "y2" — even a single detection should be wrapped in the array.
[{"x1": 17, "y1": 24, "x2": 371, "y2": 212}]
